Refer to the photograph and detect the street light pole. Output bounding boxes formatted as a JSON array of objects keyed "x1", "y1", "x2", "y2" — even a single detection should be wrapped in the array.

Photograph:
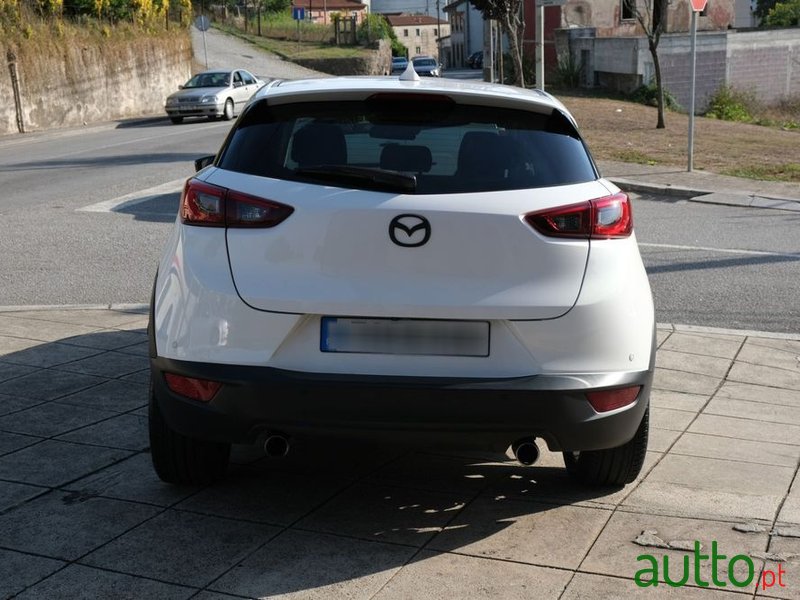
[{"x1": 688, "y1": 9, "x2": 697, "y2": 172}]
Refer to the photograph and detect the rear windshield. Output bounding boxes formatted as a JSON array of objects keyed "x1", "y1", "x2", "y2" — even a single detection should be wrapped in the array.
[{"x1": 217, "y1": 97, "x2": 597, "y2": 194}]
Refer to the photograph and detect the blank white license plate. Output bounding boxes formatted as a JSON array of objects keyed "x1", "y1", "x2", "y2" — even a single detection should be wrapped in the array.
[{"x1": 320, "y1": 317, "x2": 490, "y2": 357}]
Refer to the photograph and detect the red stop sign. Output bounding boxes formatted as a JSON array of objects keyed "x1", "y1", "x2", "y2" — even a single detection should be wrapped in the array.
[{"x1": 691, "y1": 0, "x2": 707, "y2": 11}]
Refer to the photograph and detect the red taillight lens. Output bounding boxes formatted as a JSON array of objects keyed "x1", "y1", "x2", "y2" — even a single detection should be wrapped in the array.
[
  {"x1": 586, "y1": 386, "x2": 641, "y2": 412},
  {"x1": 524, "y1": 193, "x2": 632, "y2": 240},
  {"x1": 180, "y1": 179, "x2": 293, "y2": 228},
  {"x1": 164, "y1": 373, "x2": 222, "y2": 402}
]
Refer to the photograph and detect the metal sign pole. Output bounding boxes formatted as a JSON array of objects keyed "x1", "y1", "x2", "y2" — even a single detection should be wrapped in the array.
[
  {"x1": 688, "y1": 9, "x2": 697, "y2": 172},
  {"x1": 536, "y1": 5, "x2": 544, "y2": 89}
]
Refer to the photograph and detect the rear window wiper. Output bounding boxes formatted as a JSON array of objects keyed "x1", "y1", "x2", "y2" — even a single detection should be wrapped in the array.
[{"x1": 295, "y1": 165, "x2": 417, "y2": 193}]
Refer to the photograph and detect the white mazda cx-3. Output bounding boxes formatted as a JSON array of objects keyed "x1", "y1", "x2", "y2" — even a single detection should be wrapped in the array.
[{"x1": 148, "y1": 73, "x2": 655, "y2": 487}]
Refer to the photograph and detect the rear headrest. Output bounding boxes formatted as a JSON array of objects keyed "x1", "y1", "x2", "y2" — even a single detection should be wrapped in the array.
[
  {"x1": 380, "y1": 144, "x2": 433, "y2": 173},
  {"x1": 291, "y1": 123, "x2": 347, "y2": 167}
]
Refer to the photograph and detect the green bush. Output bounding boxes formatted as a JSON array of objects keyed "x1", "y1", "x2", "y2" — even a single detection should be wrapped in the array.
[
  {"x1": 705, "y1": 85, "x2": 758, "y2": 122},
  {"x1": 554, "y1": 53, "x2": 582, "y2": 88},
  {"x1": 630, "y1": 82, "x2": 681, "y2": 111},
  {"x1": 357, "y1": 12, "x2": 404, "y2": 55},
  {"x1": 765, "y1": 0, "x2": 800, "y2": 25}
]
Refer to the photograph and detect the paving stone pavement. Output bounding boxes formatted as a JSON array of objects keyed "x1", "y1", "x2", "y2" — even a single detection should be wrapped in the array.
[{"x1": 0, "y1": 308, "x2": 799, "y2": 599}]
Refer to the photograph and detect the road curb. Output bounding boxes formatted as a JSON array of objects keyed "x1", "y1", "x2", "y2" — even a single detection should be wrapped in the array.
[
  {"x1": 610, "y1": 178, "x2": 702, "y2": 199},
  {"x1": 656, "y1": 322, "x2": 800, "y2": 341}
]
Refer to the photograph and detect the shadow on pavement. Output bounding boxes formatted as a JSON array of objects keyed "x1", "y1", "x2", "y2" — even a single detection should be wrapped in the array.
[
  {"x1": 0, "y1": 321, "x2": 619, "y2": 597},
  {"x1": 0, "y1": 153, "x2": 203, "y2": 172}
]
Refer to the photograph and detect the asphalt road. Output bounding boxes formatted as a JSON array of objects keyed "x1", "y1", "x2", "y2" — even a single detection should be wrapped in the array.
[{"x1": 1, "y1": 117, "x2": 798, "y2": 334}]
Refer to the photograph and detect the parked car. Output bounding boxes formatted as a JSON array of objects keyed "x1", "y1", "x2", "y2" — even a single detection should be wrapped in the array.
[
  {"x1": 164, "y1": 69, "x2": 265, "y2": 124},
  {"x1": 391, "y1": 56, "x2": 409, "y2": 74},
  {"x1": 411, "y1": 55, "x2": 441, "y2": 77},
  {"x1": 149, "y1": 76, "x2": 655, "y2": 487},
  {"x1": 467, "y1": 50, "x2": 483, "y2": 69}
]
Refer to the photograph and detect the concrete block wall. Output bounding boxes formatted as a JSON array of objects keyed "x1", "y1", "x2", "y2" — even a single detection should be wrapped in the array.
[
  {"x1": 1, "y1": 33, "x2": 192, "y2": 135},
  {"x1": 726, "y1": 29, "x2": 800, "y2": 104},
  {"x1": 657, "y1": 32, "x2": 728, "y2": 112}
]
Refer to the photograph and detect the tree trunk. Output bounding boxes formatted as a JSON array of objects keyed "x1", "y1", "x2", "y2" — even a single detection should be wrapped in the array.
[
  {"x1": 648, "y1": 36, "x2": 666, "y2": 129},
  {"x1": 500, "y1": 11, "x2": 524, "y2": 87}
]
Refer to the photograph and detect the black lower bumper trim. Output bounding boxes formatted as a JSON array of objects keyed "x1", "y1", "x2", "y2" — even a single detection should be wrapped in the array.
[{"x1": 149, "y1": 357, "x2": 653, "y2": 452}]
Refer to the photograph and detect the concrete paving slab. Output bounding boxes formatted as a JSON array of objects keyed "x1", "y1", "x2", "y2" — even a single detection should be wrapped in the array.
[
  {"x1": 0, "y1": 338, "x2": 103, "y2": 368},
  {"x1": 0, "y1": 480, "x2": 47, "y2": 512},
  {"x1": 760, "y1": 537, "x2": 800, "y2": 599},
  {"x1": 747, "y1": 338, "x2": 800, "y2": 356},
  {"x1": 0, "y1": 401, "x2": 117, "y2": 437},
  {"x1": 429, "y1": 495, "x2": 612, "y2": 569},
  {"x1": 562, "y1": 572, "x2": 751, "y2": 598},
  {"x1": 651, "y1": 407, "x2": 698, "y2": 432},
  {"x1": 656, "y1": 350, "x2": 733, "y2": 378},
  {"x1": 738, "y1": 341, "x2": 800, "y2": 372},
  {"x1": 0, "y1": 549, "x2": 66, "y2": 600},
  {"x1": 650, "y1": 390, "x2": 710, "y2": 413},
  {"x1": 56, "y1": 413, "x2": 148, "y2": 451},
  {"x1": 624, "y1": 454, "x2": 795, "y2": 521},
  {"x1": 364, "y1": 452, "x2": 508, "y2": 495},
  {"x1": 0, "y1": 315, "x2": 100, "y2": 342},
  {"x1": 653, "y1": 368, "x2": 722, "y2": 396},
  {"x1": 211, "y1": 529, "x2": 415, "y2": 599},
  {"x1": 52, "y1": 350, "x2": 147, "y2": 378},
  {"x1": 373, "y1": 549, "x2": 572, "y2": 599},
  {"x1": 649, "y1": 427, "x2": 683, "y2": 453},
  {"x1": 778, "y1": 476, "x2": 800, "y2": 526},
  {"x1": 728, "y1": 363, "x2": 800, "y2": 392},
  {"x1": 0, "y1": 430, "x2": 41, "y2": 456},
  {"x1": 659, "y1": 332, "x2": 744, "y2": 360},
  {"x1": 656, "y1": 330, "x2": 671, "y2": 347},
  {"x1": 175, "y1": 465, "x2": 349, "y2": 526},
  {"x1": 0, "y1": 490, "x2": 160, "y2": 560},
  {"x1": 1, "y1": 309, "x2": 147, "y2": 329},
  {"x1": 483, "y1": 452, "x2": 663, "y2": 510},
  {"x1": 63, "y1": 453, "x2": 200, "y2": 508},
  {"x1": 703, "y1": 397, "x2": 800, "y2": 426},
  {"x1": 716, "y1": 381, "x2": 800, "y2": 408},
  {"x1": 671, "y1": 432, "x2": 800, "y2": 468},
  {"x1": 0, "y1": 361, "x2": 38, "y2": 383},
  {"x1": 14, "y1": 564, "x2": 195, "y2": 600},
  {"x1": 120, "y1": 369, "x2": 150, "y2": 384},
  {"x1": 580, "y1": 511, "x2": 768, "y2": 593},
  {"x1": 81, "y1": 510, "x2": 280, "y2": 588},
  {"x1": 690, "y1": 414, "x2": 800, "y2": 446},
  {"x1": 62, "y1": 329, "x2": 148, "y2": 351},
  {"x1": 0, "y1": 440, "x2": 132, "y2": 487},
  {"x1": 0, "y1": 369, "x2": 106, "y2": 401},
  {"x1": 115, "y1": 341, "x2": 149, "y2": 356},
  {"x1": 297, "y1": 483, "x2": 469, "y2": 547},
  {"x1": 0, "y1": 391, "x2": 46, "y2": 416},
  {"x1": 56, "y1": 379, "x2": 148, "y2": 413}
]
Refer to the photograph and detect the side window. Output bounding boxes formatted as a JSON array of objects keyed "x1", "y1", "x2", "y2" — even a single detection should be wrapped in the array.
[
  {"x1": 233, "y1": 71, "x2": 243, "y2": 86},
  {"x1": 241, "y1": 72, "x2": 256, "y2": 85}
]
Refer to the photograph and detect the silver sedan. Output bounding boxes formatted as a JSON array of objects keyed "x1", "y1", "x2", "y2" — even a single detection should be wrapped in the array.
[{"x1": 164, "y1": 69, "x2": 265, "y2": 124}]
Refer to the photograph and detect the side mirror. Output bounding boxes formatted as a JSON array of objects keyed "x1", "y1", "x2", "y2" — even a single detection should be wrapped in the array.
[
  {"x1": 194, "y1": 155, "x2": 215, "y2": 172},
  {"x1": 178, "y1": 85, "x2": 183, "y2": 90}
]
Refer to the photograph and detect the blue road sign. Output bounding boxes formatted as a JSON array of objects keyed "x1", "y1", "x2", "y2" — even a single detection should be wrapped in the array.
[{"x1": 292, "y1": 6, "x2": 305, "y2": 20}]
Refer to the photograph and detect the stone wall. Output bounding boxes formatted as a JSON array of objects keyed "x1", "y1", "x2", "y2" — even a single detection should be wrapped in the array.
[
  {"x1": 294, "y1": 40, "x2": 392, "y2": 76},
  {"x1": 1, "y1": 32, "x2": 192, "y2": 135}
]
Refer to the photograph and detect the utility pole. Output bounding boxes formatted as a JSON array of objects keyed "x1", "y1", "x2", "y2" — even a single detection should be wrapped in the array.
[{"x1": 436, "y1": 0, "x2": 442, "y2": 63}]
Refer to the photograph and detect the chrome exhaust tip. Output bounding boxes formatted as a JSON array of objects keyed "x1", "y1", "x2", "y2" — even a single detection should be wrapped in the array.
[{"x1": 512, "y1": 438, "x2": 540, "y2": 466}]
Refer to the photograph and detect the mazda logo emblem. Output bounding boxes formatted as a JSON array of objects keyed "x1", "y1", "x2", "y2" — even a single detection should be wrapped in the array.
[{"x1": 389, "y1": 214, "x2": 431, "y2": 248}]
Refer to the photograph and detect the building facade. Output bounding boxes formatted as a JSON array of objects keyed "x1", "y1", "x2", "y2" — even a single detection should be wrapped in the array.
[{"x1": 384, "y1": 13, "x2": 450, "y2": 59}]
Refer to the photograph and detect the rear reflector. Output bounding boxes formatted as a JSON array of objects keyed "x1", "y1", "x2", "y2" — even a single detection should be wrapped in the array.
[
  {"x1": 586, "y1": 386, "x2": 641, "y2": 413},
  {"x1": 524, "y1": 193, "x2": 632, "y2": 239},
  {"x1": 180, "y1": 179, "x2": 293, "y2": 228},
  {"x1": 164, "y1": 373, "x2": 222, "y2": 402}
]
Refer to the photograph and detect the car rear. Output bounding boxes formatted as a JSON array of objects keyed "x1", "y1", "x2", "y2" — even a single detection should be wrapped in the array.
[{"x1": 149, "y1": 78, "x2": 654, "y2": 486}]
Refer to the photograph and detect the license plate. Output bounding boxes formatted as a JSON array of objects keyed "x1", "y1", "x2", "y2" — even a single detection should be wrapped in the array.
[{"x1": 320, "y1": 317, "x2": 490, "y2": 357}]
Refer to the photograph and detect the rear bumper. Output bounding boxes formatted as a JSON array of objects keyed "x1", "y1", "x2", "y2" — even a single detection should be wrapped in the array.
[
  {"x1": 165, "y1": 104, "x2": 224, "y2": 118},
  {"x1": 149, "y1": 355, "x2": 653, "y2": 452}
]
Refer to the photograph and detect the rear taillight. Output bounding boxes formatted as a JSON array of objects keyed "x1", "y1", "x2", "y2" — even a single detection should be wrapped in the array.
[
  {"x1": 586, "y1": 386, "x2": 641, "y2": 412},
  {"x1": 164, "y1": 373, "x2": 222, "y2": 402},
  {"x1": 524, "y1": 193, "x2": 632, "y2": 239},
  {"x1": 180, "y1": 179, "x2": 293, "y2": 228}
]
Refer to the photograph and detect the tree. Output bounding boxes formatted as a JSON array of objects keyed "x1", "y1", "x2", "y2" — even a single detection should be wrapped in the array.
[
  {"x1": 624, "y1": 0, "x2": 668, "y2": 128},
  {"x1": 765, "y1": 0, "x2": 800, "y2": 25},
  {"x1": 469, "y1": 0, "x2": 525, "y2": 87}
]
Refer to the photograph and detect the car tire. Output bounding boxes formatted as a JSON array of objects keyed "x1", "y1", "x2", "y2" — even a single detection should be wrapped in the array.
[
  {"x1": 563, "y1": 408, "x2": 649, "y2": 487},
  {"x1": 222, "y1": 98, "x2": 234, "y2": 121},
  {"x1": 148, "y1": 381, "x2": 230, "y2": 485},
  {"x1": 170, "y1": 117, "x2": 183, "y2": 124}
]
